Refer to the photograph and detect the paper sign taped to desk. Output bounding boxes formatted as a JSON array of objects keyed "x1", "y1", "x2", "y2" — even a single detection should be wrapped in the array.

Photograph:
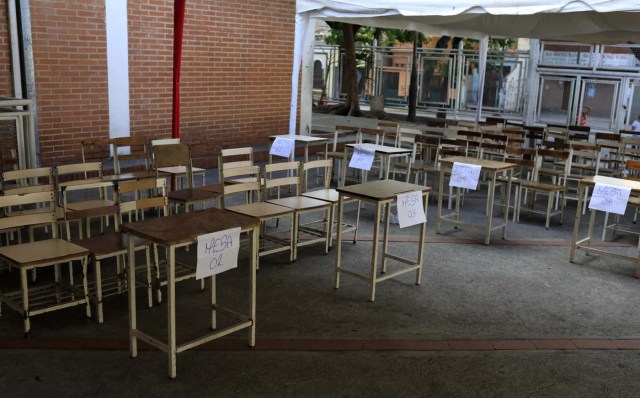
[
  {"x1": 269, "y1": 137, "x2": 295, "y2": 158},
  {"x1": 196, "y1": 227, "x2": 241, "y2": 280},
  {"x1": 348, "y1": 145, "x2": 375, "y2": 171},
  {"x1": 450, "y1": 162, "x2": 481, "y2": 190},
  {"x1": 588, "y1": 183, "x2": 631, "y2": 215},
  {"x1": 396, "y1": 190, "x2": 426, "y2": 228}
]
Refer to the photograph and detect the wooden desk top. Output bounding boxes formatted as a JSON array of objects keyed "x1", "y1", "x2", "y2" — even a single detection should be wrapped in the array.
[
  {"x1": 346, "y1": 143, "x2": 412, "y2": 155},
  {"x1": 199, "y1": 184, "x2": 224, "y2": 194},
  {"x1": 302, "y1": 188, "x2": 339, "y2": 202},
  {"x1": 270, "y1": 134, "x2": 329, "y2": 143},
  {"x1": 168, "y1": 187, "x2": 221, "y2": 203},
  {"x1": 121, "y1": 208, "x2": 259, "y2": 246},
  {"x1": 440, "y1": 156, "x2": 515, "y2": 171},
  {"x1": 337, "y1": 180, "x2": 431, "y2": 201},
  {"x1": 102, "y1": 171, "x2": 167, "y2": 182},
  {"x1": 580, "y1": 175, "x2": 640, "y2": 193},
  {"x1": 267, "y1": 195, "x2": 331, "y2": 210}
]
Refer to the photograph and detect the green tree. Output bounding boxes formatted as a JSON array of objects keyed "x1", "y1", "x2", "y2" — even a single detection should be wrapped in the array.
[{"x1": 324, "y1": 23, "x2": 377, "y2": 116}]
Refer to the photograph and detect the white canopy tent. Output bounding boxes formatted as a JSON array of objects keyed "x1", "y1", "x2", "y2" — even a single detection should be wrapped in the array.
[{"x1": 289, "y1": 0, "x2": 640, "y2": 135}]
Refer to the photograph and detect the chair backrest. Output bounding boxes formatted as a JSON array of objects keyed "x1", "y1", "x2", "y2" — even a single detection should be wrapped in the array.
[
  {"x1": 414, "y1": 135, "x2": 441, "y2": 166},
  {"x1": 377, "y1": 122, "x2": 399, "y2": 145},
  {"x1": 504, "y1": 147, "x2": 536, "y2": 179},
  {"x1": 112, "y1": 136, "x2": 149, "y2": 174},
  {"x1": 151, "y1": 138, "x2": 180, "y2": 147},
  {"x1": 81, "y1": 138, "x2": 113, "y2": 171},
  {"x1": 534, "y1": 148, "x2": 572, "y2": 184},
  {"x1": 220, "y1": 165, "x2": 262, "y2": 207},
  {"x1": 484, "y1": 116, "x2": 506, "y2": 128},
  {"x1": 152, "y1": 143, "x2": 194, "y2": 188},
  {"x1": 264, "y1": 161, "x2": 301, "y2": 196},
  {"x1": 357, "y1": 127, "x2": 386, "y2": 146},
  {"x1": 220, "y1": 147, "x2": 254, "y2": 170},
  {"x1": 2, "y1": 167, "x2": 54, "y2": 195},
  {"x1": 524, "y1": 125, "x2": 545, "y2": 148},
  {"x1": 0, "y1": 147, "x2": 19, "y2": 175},
  {"x1": 332, "y1": 125, "x2": 359, "y2": 152},
  {"x1": 626, "y1": 159, "x2": 640, "y2": 180},
  {"x1": 117, "y1": 177, "x2": 169, "y2": 221},
  {"x1": 56, "y1": 162, "x2": 103, "y2": 189},
  {"x1": 396, "y1": 127, "x2": 422, "y2": 147},
  {"x1": 0, "y1": 190, "x2": 58, "y2": 237},
  {"x1": 302, "y1": 159, "x2": 333, "y2": 191}
]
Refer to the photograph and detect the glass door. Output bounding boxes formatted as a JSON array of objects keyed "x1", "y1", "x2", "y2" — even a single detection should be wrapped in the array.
[
  {"x1": 536, "y1": 76, "x2": 576, "y2": 125},
  {"x1": 577, "y1": 79, "x2": 619, "y2": 130}
]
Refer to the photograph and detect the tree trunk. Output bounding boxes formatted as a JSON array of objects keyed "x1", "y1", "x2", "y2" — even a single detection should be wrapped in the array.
[
  {"x1": 334, "y1": 23, "x2": 362, "y2": 116},
  {"x1": 407, "y1": 31, "x2": 418, "y2": 122}
]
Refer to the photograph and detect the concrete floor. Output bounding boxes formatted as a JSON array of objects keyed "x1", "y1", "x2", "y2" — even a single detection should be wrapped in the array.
[{"x1": 2, "y1": 128, "x2": 640, "y2": 396}]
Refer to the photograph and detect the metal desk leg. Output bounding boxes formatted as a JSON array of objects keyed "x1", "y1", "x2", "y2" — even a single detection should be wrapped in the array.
[
  {"x1": 340, "y1": 148, "x2": 348, "y2": 187},
  {"x1": 570, "y1": 184, "x2": 587, "y2": 262},
  {"x1": 416, "y1": 192, "x2": 428, "y2": 285},
  {"x1": 334, "y1": 194, "x2": 345, "y2": 289},
  {"x1": 249, "y1": 226, "x2": 258, "y2": 347},
  {"x1": 502, "y1": 169, "x2": 513, "y2": 240},
  {"x1": 436, "y1": 169, "x2": 445, "y2": 234},
  {"x1": 370, "y1": 201, "x2": 382, "y2": 302},
  {"x1": 127, "y1": 234, "x2": 137, "y2": 358},
  {"x1": 381, "y1": 202, "x2": 391, "y2": 273},
  {"x1": 484, "y1": 171, "x2": 497, "y2": 245},
  {"x1": 210, "y1": 274, "x2": 216, "y2": 331},
  {"x1": 167, "y1": 245, "x2": 177, "y2": 379}
]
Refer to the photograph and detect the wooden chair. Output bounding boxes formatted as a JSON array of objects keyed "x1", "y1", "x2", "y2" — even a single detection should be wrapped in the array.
[
  {"x1": 56, "y1": 162, "x2": 112, "y2": 237},
  {"x1": 264, "y1": 161, "x2": 332, "y2": 260},
  {"x1": 81, "y1": 138, "x2": 114, "y2": 174},
  {"x1": 2, "y1": 167, "x2": 61, "y2": 246},
  {"x1": 0, "y1": 190, "x2": 91, "y2": 336},
  {"x1": 221, "y1": 164, "x2": 294, "y2": 269},
  {"x1": 516, "y1": 149, "x2": 572, "y2": 229},
  {"x1": 389, "y1": 130, "x2": 418, "y2": 182},
  {"x1": 523, "y1": 125, "x2": 544, "y2": 148},
  {"x1": 218, "y1": 146, "x2": 258, "y2": 185},
  {"x1": 112, "y1": 136, "x2": 150, "y2": 175},
  {"x1": 301, "y1": 159, "x2": 359, "y2": 247},
  {"x1": 152, "y1": 143, "x2": 220, "y2": 213},
  {"x1": 151, "y1": 138, "x2": 206, "y2": 189}
]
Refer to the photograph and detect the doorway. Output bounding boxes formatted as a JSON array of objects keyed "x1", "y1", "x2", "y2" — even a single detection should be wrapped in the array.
[{"x1": 536, "y1": 75, "x2": 620, "y2": 130}]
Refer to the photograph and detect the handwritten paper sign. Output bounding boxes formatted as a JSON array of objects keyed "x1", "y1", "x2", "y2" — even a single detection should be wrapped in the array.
[
  {"x1": 450, "y1": 162, "x2": 481, "y2": 190},
  {"x1": 269, "y1": 137, "x2": 295, "y2": 158},
  {"x1": 588, "y1": 183, "x2": 631, "y2": 215},
  {"x1": 348, "y1": 145, "x2": 375, "y2": 171},
  {"x1": 196, "y1": 227, "x2": 241, "y2": 280},
  {"x1": 396, "y1": 190, "x2": 426, "y2": 228}
]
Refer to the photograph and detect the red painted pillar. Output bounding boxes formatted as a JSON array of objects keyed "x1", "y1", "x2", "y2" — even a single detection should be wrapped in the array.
[{"x1": 171, "y1": 0, "x2": 186, "y2": 139}]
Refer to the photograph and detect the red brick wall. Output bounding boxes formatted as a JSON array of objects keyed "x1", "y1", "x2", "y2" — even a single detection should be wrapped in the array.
[
  {"x1": 23, "y1": 0, "x2": 295, "y2": 164},
  {"x1": 0, "y1": 0, "x2": 12, "y2": 94},
  {"x1": 31, "y1": 0, "x2": 109, "y2": 165},
  {"x1": 0, "y1": 0, "x2": 17, "y2": 154},
  {"x1": 128, "y1": 0, "x2": 296, "y2": 150}
]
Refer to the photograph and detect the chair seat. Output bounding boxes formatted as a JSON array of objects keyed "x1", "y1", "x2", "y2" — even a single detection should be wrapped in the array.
[
  {"x1": 6, "y1": 206, "x2": 65, "y2": 220},
  {"x1": 227, "y1": 202, "x2": 293, "y2": 218},
  {"x1": 168, "y1": 187, "x2": 221, "y2": 204},
  {"x1": 267, "y1": 196, "x2": 331, "y2": 211},
  {"x1": 0, "y1": 239, "x2": 88, "y2": 267},
  {"x1": 67, "y1": 199, "x2": 116, "y2": 212},
  {"x1": 519, "y1": 180, "x2": 564, "y2": 191},
  {"x1": 73, "y1": 232, "x2": 149, "y2": 258}
]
